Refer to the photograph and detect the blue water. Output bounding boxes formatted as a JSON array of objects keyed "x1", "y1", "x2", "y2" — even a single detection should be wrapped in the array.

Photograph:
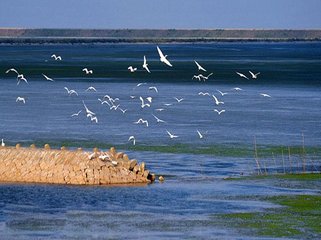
[{"x1": 0, "y1": 42, "x2": 321, "y2": 239}]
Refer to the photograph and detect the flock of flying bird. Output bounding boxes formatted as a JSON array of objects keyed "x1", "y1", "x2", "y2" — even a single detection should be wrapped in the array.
[{"x1": 5, "y1": 46, "x2": 271, "y2": 145}]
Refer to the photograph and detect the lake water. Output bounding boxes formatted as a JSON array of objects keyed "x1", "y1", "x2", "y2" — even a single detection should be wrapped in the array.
[{"x1": 0, "y1": 42, "x2": 320, "y2": 239}]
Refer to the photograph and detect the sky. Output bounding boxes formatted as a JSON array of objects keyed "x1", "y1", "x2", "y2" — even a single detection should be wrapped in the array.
[{"x1": 0, "y1": 0, "x2": 320, "y2": 29}]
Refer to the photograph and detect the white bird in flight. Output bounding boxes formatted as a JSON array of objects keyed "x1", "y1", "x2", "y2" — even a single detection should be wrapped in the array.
[
  {"x1": 119, "y1": 108, "x2": 127, "y2": 114},
  {"x1": 5, "y1": 68, "x2": 19, "y2": 75},
  {"x1": 136, "y1": 83, "x2": 146, "y2": 88},
  {"x1": 232, "y1": 87, "x2": 243, "y2": 91},
  {"x1": 139, "y1": 96, "x2": 150, "y2": 108},
  {"x1": 64, "y1": 87, "x2": 78, "y2": 96},
  {"x1": 214, "y1": 109, "x2": 226, "y2": 115},
  {"x1": 1, "y1": 139, "x2": 5, "y2": 147},
  {"x1": 71, "y1": 110, "x2": 82, "y2": 117},
  {"x1": 149, "y1": 86, "x2": 158, "y2": 93},
  {"x1": 143, "y1": 55, "x2": 151, "y2": 73},
  {"x1": 197, "y1": 130, "x2": 204, "y2": 139},
  {"x1": 260, "y1": 93, "x2": 271, "y2": 98},
  {"x1": 128, "y1": 136, "x2": 136, "y2": 145},
  {"x1": 199, "y1": 73, "x2": 213, "y2": 81},
  {"x1": 192, "y1": 75, "x2": 202, "y2": 81},
  {"x1": 83, "y1": 100, "x2": 96, "y2": 116},
  {"x1": 17, "y1": 74, "x2": 28, "y2": 85},
  {"x1": 166, "y1": 130, "x2": 178, "y2": 139},
  {"x1": 194, "y1": 61, "x2": 207, "y2": 72},
  {"x1": 157, "y1": 46, "x2": 173, "y2": 67},
  {"x1": 86, "y1": 86, "x2": 97, "y2": 92},
  {"x1": 198, "y1": 92, "x2": 210, "y2": 96},
  {"x1": 152, "y1": 114, "x2": 166, "y2": 123},
  {"x1": 236, "y1": 72, "x2": 249, "y2": 80},
  {"x1": 51, "y1": 54, "x2": 62, "y2": 61},
  {"x1": 217, "y1": 90, "x2": 228, "y2": 96},
  {"x1": 128, "y1": 66, "x2": 137, "y2": 73},
  {"x1": 42, "y1": 73, "x2": 54, "y2": 82},
  {"x1": 98, "y1": 98, "x2": 111, "y2": 106},
  {"x1": 82, "y1": 68, "x2": 93, "y2": 74},
  {"x1": 174, "y1": 97, "x2": 184, "y2": 103},
  {"x1": 212, "y1": 95, "x2": 224, "y2": 105},
  {"x1": 16, "y1": 97, "x2": 26, "y2": 104},
  {"x1": 134, "y1": 118, "x2": 149, "y2": 127},
  {"x1": 249, "y1": 71, "x2": 260, "y2": 79}
]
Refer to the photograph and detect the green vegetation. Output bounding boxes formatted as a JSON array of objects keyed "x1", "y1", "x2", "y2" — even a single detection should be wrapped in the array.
[{"x1": 218, "y1": 195, "x2": 321, "y2": 238}]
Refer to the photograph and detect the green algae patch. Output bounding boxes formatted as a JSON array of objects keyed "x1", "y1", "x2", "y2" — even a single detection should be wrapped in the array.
[{"x1": 217, "y1": 195, "x2": 321, "y2": 238}]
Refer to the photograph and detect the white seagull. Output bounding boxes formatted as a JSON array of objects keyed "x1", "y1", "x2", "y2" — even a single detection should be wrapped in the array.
[
  {"x1": 194, "y1": 61, "x2": 207, "y2": 72},
  {"x1": 71, "y1": 110, "x2": 82, "y2": 117},
  {"x1": 83, "y1": 100, "x2": 96, "y2": 116},
  {"x1": 128, "y1": 136, "x2": 136, "y2": 145},
  {"x1": 64, "y1": 87, "x2": 78, "y2": 96},
  {"x1": 166, "y1": 130, "x2": 178, "y2": 139},
  {"x1": 149, "y1": 86, "x2": 158, "y2": 93},
  {"x1": 146, "y1": 97, "x2": 153, "y2": 103},
  {"x1": 217, "y1": 90, "x2": 228, "y2": 96},
  {"x1": 260, "y1": 93, "x2": 271, "y2": 98},
  {"x1": 82, "y1": 68, "x2": 93, "y2": 74},
  {"x1": 98, "y1": 98, "x2": 111, "y2": 106},
  {"x1": 232, "y1": 87, "x2": 243, "y2": 91},
  {"x1": 128, "y1": 66, "x2": 137, "y2": 73},
  {"x1": 143, "y1": 55, "x2": 151, "y2": 73},
  {"x1": 236, "y1": 72, "x2": 249, "y2": 80},
  {"x1": 1, "y1": 139, "x2": 5, "y2": 147},
  {"x1": 249, "y1": 71, "x2": 260, "y2": 79},
  {"x1": 192, "y1": 75, "x2": 202, "y2": 81},
  {"x1": 42, "y1": 73, "x2": 54, "y2": 82},
  {"x1": 134, "y1": 118, "x2": 149, "y2": 127},
  {"x1": 198, "y1": 92, "x2": 210, "y2": 96},
  {"x1": 119, "y1": 108, "x2": 128, "y2": 114},
  {"x1": 17, "y1": 74, "x2": 28, "y2": 85},
  {"x1": 86, "y1": 86, "x2": 97, "y2": 92},
  {"x1": 135, "y1": 82, "x2": 147, "y2": 88},
  {"x1": 199, "y1": 73, "x2": 213, "y2": 81},
  {"x1": 51, "y1": 54, "x2": 62, "y2": 61},
  {"x1": 157, "y1": 46, "x2": 172, "y2": 67},
  {"x1": 16, "y1": 97, "x2": 26, "y2": 104},
  {"x1": 5, "y1": 68, "x2": 19, "y2": 75},
  {"x1": 212, "y1": 95, "x2": 224, "y2": 105},
  {"x1": 152, "y1": 114, "x2": 166, "y2": 123},
  {"x1": 139, "y1": 96, "x2": 150, "y2": 108},
  {"x1": 197, "y1": 130, "x2": 204, "y2": 139},
  {"x1": 174, "y1": 97, "x2": 184, "y2": 103},
  {"x1": 214, "y1": 109, "x2": 226, "y2": 115}
]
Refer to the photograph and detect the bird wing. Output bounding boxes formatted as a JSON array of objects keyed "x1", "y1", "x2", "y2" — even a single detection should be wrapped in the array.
[
  {"x1": 157, "y1": 46, "x2": 165, "y2": 59},
  {"x1": 197, "y1": 130, "x2": 202, "y2": 138},
  {"x1": 144, "y1": 65, "x2": 151, "y2": 73},
  {"x1": 195, "y1": 61, "x2": 206, "y2": 71},
  {"x1": 162, "y1": 57, "x2": 173, "y2": 67},
  {"x1": 249, "y1": 71, "x2": 255, "y2": 78},
  {"x1": 143, "y1": 56, "x2": 147, "y2": 65}
]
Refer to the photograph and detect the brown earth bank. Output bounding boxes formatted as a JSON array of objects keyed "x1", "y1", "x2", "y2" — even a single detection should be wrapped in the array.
[
  {"x1": 0, "y1": 144, "x2": 155, "y2": 185},
  {"x1": 0, "y1": 28, "x2": 321, "y2": 43}
]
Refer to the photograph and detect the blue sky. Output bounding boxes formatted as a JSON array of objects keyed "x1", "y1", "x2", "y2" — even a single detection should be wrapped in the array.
[{"x1": 0, "y1": 0, "x2": 320, "y2": 29}]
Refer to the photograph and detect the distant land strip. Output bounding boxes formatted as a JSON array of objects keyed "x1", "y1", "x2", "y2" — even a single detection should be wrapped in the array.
[{"x1": 0, "y1": 29, "x2": 321, "y2": 43}]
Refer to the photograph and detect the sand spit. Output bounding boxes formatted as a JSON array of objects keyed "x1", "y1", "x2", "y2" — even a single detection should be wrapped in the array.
[{"x1": 0, "y1": 145, "x2": 155, "y2": 185}]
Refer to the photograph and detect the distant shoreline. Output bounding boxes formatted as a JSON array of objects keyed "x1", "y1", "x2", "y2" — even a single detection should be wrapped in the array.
[{"x1": 0, "y1": 28, "x2": 321, "y2": 44}]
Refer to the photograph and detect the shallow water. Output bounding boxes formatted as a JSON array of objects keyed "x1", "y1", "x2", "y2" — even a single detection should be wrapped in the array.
[{"x1": 0, "y1": 42, "x2": 321, "y2": 239}]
